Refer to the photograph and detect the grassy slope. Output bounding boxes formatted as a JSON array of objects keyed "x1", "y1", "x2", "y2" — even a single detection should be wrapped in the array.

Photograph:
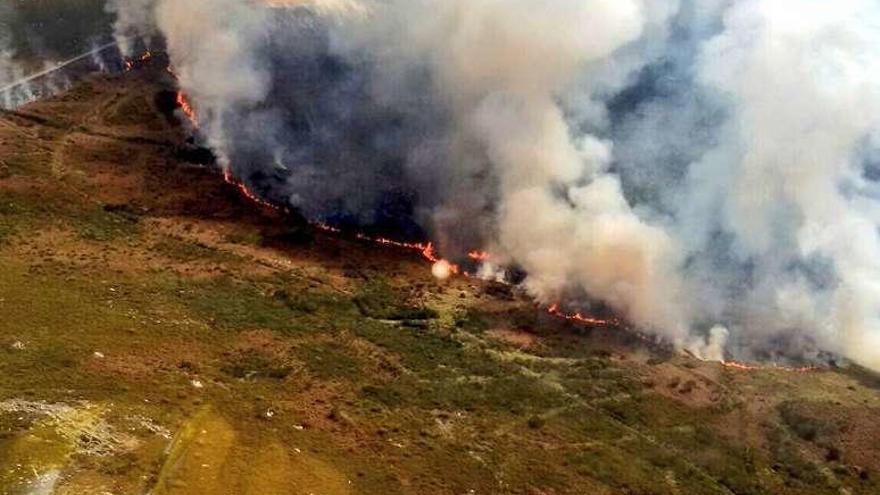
[{"x1": 0, "y1": 63, "x2": 880, "y2": 494}]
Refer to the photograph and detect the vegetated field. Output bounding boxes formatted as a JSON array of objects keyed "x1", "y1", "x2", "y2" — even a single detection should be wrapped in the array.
[{"x1": 1, "y1": 61, "x2": 880, "y2": 495}]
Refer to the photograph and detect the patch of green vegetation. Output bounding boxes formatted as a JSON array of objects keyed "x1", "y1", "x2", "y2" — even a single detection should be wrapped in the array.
[
  {"x1": 152, "y1": 236, "x2": 239, "y2": 264},
  {"x1": 272, "y1": 288, "x2": 319, "y2": 314},
  {"x1": 454, "y1": 309, "x2": 491, "y2": 334},
  {"x1": 353, "y1": 319, "x2": 571, "y2": 412},
  {"x1": 354, "y1": 323, "x2": 505, "y2": 377},
  {"x1": 778, "y1": 400, "x2": 833, "y2": 443},
  {"x1": 221, "y1": 350, "x2": 292, "y2": 380},
  {"x1": 224, "y1": 230, "x2": 262, "y2": 246},
  {"x1": 76, "y1": 204, "x2": 140, "y2": 242},
  {"x1": 171, "y1": 276, "x2": 354, "y2": 334},
  {"x1": 360, "y1": 372, "x2": 564, "y2": 414},
  {"x1": 566, "y1": 442, "x2": 726, "y2": 495},
  {"x1": 296, "y1": 342, "x2": 361, "y2": 380},
  {"x1": 768, "y1": 426, "x2": 835, "y2": 489},
  {"x1": 353, "y1": 279, "x2": 438, "y2": 321},
  {"x1": 0, "y1": 223, "x2": 16, "y2": 245},
  {"x1": 658, "y1": 423, "x2": 768, "y2": 495}
]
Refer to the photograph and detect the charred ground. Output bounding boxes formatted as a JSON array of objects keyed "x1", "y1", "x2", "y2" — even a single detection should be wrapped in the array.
[{"x1": 1, "y1": 63, "x2": 880, "y2": 495}]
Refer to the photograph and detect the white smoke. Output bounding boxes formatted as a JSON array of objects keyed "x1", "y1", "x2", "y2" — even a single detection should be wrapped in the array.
[
  {"x1": 1, "y1": 4, "x2": 115, "y2": 109},
  {"x1": 154, "y1": 0, "x2": 269, "y2": 170},
  {"x1": 107, "y1": 0, "x2": 880, "y2": 370},
  {"x1": 689, "y1": 0, "x2": 880, "y2": 367},
  {"x1": 0, "y1": 5, "x2": 30, "y2": 109},
  {"x1": 105, "y1": 0, "x2": 156, "y2": 56}
]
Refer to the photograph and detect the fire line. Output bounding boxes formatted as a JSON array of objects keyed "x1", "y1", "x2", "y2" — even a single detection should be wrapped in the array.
[{"x1": 166, "y1": 68, "x2": 818, "y2": 375}]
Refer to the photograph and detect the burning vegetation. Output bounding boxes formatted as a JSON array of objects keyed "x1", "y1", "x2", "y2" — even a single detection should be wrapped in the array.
[
  {"x1": 3, "y1": 1, "x2": 880, "y2": 493},
  {"x1": 0, "y1": 40, "x2": 878, "y2": 495},
  {"x1": 164, "y1": 58, "x2": 820, "y2": 374}
]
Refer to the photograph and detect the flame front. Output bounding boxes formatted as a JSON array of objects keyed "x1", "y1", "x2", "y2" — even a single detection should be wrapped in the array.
[
  {"x1": 162, "y1": 62, "x2": 817, "y2": 375},
  {"x1": 176, "y1": 91, "x2": 199, "y2": 128},
  {"x1": 467, "y1": 251, "x2": 492, "y2": 262},
  {"x1": 222, "y1": 169, "x2": 280, "y2": 211},
  {"x1": 547, "y1": 303, "x2": 616, "y2": 327},
  {"x1": 123, "y1": 50, "x2": 152, "y2": 72},
  {"x1": 720, "y1": 361, "x2": 818, "y2": 373}
]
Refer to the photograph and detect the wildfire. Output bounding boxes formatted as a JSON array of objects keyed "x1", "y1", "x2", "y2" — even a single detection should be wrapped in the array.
[
  {"x1": 160, "y1": 64, "x2": 814, "y2": 374},
  {"x1": 720, "y1": 360, "x2": 819, "y2": 373},
  {"x1": 123, "y1": 50, "x2": 153, "y2": 72},
  {"x1": 222, "y1": 169, "x2": 280, "y2": 211},
  {"x1": 176, "y1": 91, "x2": 199, "y2": 128},
  {"x1": 352, "y1": 234, "x2": 460, "y2": 273},
  {"x1": 547, "y1": 303, "x2": 617, "y2": 327},
  {"x1": 467, "y1": 250, "x2": 492, "y2": 262}
]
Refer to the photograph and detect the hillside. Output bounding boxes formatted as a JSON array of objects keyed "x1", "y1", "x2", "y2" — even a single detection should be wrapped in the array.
[{"x1": 1, "y1": 62, "x2": 880, "y2": 495}]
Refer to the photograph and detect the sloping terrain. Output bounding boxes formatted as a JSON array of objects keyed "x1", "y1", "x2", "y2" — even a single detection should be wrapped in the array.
[{"x1": 1, "y1": 62, "x2": 880, "y2": 495}]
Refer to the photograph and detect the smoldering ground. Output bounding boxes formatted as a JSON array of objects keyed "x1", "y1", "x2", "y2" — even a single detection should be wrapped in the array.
[{"x1": 95, "y1": 0, "x2": 880, "y2": 371}]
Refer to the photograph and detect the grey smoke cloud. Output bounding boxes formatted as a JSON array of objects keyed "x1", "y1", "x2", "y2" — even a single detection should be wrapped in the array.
[
  {"x1": 0, "y1": 4, "x2": 31, "y2": 108},
  {"x1": 1, "y1": 2, "x2": 115, "y2": 109},
  {"x1": 105, "y1": 0, "x2": 156, "y2": 56},
  {"x1": 109, "y1": 0, "x2": 880, "y2": 370}
]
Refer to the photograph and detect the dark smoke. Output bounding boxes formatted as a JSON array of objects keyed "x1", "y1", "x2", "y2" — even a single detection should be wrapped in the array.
[
  {"x1": 1, "y1": 0, "x2": 116, "y2": 109},
  {"x1": 110, "y1": 0, "x2": 880, "y2": 370}
]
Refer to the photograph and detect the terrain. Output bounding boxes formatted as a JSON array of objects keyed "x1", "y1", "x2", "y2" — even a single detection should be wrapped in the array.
[{"x1": 1, "y1": 61, "x2": 880, "y2": 495}]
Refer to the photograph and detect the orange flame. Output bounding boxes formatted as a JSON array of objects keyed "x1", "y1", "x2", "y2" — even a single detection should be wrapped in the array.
[
  {"x1": 467, "y1": 250, "x2": 492, "y2": 262},
  {"x1": 123, "y1": 50, "x2": 152, "y2": 72},
  {"x1": 547, "y1": 303, "x2": 616, "y2": 327},
  {"x1": 211, "y1": 165, "x2": 819, "y2": 374},
  {"x1": 176, "y1": 91, "x2": 199, "y2": 128},
  {"x1": 352, "y1": 234, "x2": 459, "y2": 273},
  {"x1": 160, "y1": 64, "x2": 812, "y2": 374},
  {"x1": 222, "y1": 169, "x2": 280, "y2": 211},
  {"x1": 720, "y1": 360, "x2": 818, "y2": 373}
]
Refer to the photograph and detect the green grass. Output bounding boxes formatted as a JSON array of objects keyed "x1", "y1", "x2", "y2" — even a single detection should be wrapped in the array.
[
  {"x1": 353, "y1": 279, "x2": 439, "y2": 321},
  {"x1": 778, "y1": 401, "x2": 827, "y2": 442},
  {"x1": 152, "y1": 236, "x2": 240, "y2": 264},
  {"x1": 169, "y1": 276, "x2": 350, "y2": 334},
  {"x1": 296, "y1": 342, "x2": 362, "y2": 380},
  {"x1": 75, "y1": 205, "x2": 141, "y2": 242},
  {"x1": 221, "y1": 350, "x2": 292, "y2": 381}
]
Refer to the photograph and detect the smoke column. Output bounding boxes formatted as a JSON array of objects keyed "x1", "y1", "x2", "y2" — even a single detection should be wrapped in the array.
[
  {"x1": 0, "y1": 4, "x2": 33, "y2": 109},
  {"x1": 1, "y1": 2, "x2": 117, "y2": 109},
  {"x1": 110, "y1": 0, "x2": 880, "y2": 370}
]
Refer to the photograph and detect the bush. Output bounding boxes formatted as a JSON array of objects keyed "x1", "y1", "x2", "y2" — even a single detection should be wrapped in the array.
[
  {"x1": 778, "y1": 401, "x2": 828, "y2": 443},
  {"x1": 353, "y1": 279, "x2": 438, "y2": 321}
]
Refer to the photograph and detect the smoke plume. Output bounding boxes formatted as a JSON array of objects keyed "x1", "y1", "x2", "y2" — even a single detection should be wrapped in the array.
[
  {"x1": 109, "y1": 0, "x2": 880, "y2": 370},
  {"x1": 1, "y1": 2, "x2": 115, "y2": 109},
  {"x1": 0, "y1": 4, "x2": 32, "y2": 108},
  {"x1": 105, "y1": 0, "x2": 156, "y2": 56}
]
